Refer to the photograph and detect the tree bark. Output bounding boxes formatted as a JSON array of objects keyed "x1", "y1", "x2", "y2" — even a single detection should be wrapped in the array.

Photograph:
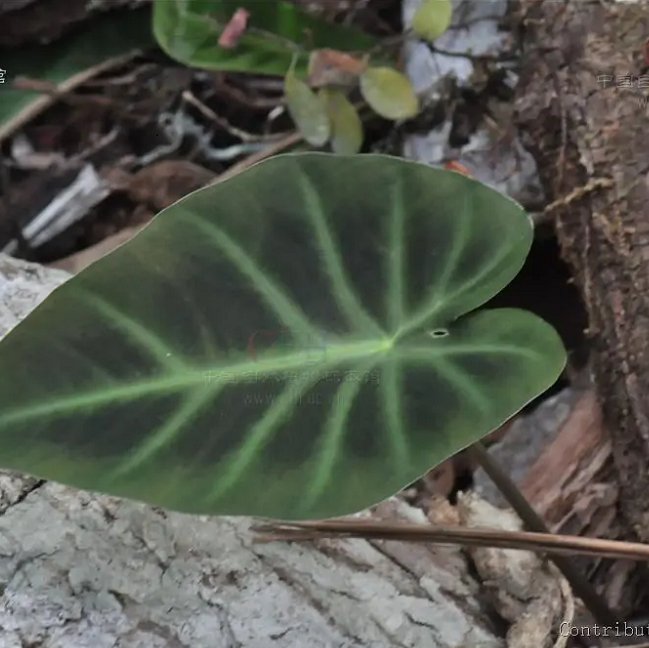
[
  {"x1": 515, "y1": 0, "x2": 649, "y2": 540},
  {"x1": 0, "y1": 255, "x2": 507, "y2": 648}
]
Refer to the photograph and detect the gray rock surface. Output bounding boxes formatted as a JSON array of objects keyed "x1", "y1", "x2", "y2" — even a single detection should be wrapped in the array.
[
  {"x1": 0, "y1": 254, "x2": 503, "y2": 648},
  {"x1": 402, "y1": 0, "x2": 544, "y2": 207}
]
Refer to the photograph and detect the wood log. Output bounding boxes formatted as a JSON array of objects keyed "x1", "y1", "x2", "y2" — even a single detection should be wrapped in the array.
[
  {"x1": 520, "y1": 391, "x2": 645, "y2": 614},
  {"x1": 515, "y1": 0, "x2": 649, "y2": 541}
]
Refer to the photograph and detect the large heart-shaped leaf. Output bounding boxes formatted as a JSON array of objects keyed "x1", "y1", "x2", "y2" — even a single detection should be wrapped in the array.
[
  {"x1": 0, "y1": 154, "x2": 565, "y2": 519},
  {"x1": 153, "y1": 0, "x2": 377, "y2": 77}
]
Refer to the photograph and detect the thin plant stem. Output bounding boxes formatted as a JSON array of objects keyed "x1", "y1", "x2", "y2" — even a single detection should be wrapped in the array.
[
  {"x1": 254, "y1": 521, "x2": 649, "y2": 561},
  {"x1": 470, "y1": 440, "x2": 618, "y2": 627}
]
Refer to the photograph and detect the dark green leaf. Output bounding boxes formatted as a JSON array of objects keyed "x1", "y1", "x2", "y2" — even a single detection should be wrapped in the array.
[
  {"x1": 360, "y1": 67, "x2": 420, "y2": 120},
  {"x1": 153, "y1": 0, "x2": 377, "y2": 77},
  {"x1": 0, "y1": 154, "x2": 565, "y2": 520},
  {"x1": 412, "y1": 0, "x2": 453, "y2": 42},
  {"x1": 0, "y1": 8, "x2": 152, "y2": 137}
]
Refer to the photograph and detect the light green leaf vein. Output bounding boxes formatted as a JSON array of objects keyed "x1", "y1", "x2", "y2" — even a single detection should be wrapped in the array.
[
  {"x1": 387, "y1": 177, "x2": 405, "y2": 332},
  {"x1": 75, "y1": 288, "x2": 184, "y2": 370},
  {"x1": 432, "y1": 356, "x2": 490, "y2": 415},
  {"x1": 439, "y1": 236, "x2": 524, "y2": 314},
  {"x1": 147, "y1": 260, "x2": 219, "y2": 361},
  {"x1": 395, "y1": 189, "x2": 472, "y2": 339},
  {"x1": 381, "y1": 356, "x2": 408, "y2": 471},
  {"x1": 0, "y1": 338, "x2": 389, "y2": 428},
  {"x1": 400, "y1": 228, "x2": 526, "y2": 338},
  {"x1": 301, "y1": 360, "x2": 378, "y2": 512},
  {"x1": 399, "y1": 344, "x2": 542, "y2": 362},
  {"x1": 109, "y1": 383, "x2": 222, "y2": 478},
  {"x1": 183, "y1": 210, "x2": 322, "y2": 343},
  {"x1": 208, "y1": 367, "x2": 327, "y2": 501},
  {"x1": 299, "y1": 170, "x2": 385, "y2": 336},
  {"x1": 430, "y1": 189, "x2": 472, "y2": 303}
]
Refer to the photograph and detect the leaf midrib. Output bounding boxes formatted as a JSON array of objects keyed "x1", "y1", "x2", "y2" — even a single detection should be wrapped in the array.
[
  {"x1": 0, "y1": 337, "x2": 392, "y2": 426},
  {"x1": 0, "y1": 335, "x2": 541, "y2": 428}
]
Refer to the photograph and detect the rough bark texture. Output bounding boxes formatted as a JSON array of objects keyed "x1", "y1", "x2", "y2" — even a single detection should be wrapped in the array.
[
  {"x1": 515, "y1": 0, "x2": 649, "y2": 540},
  {"x1": 0, "y1": 483, "x2": 501, "y2": 648},
  {"x1": 512, "y1": 390, "x2": 645, "y2": 614},
  {"x1": 0, "y1": 255, "x2": 506, "y2": 647},
  {"x1": 474, "y1": 387, "x2": 646, "y2": 615}
]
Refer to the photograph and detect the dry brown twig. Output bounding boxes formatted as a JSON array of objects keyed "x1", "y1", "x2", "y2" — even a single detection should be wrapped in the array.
[
  {"x1": 181, "y1": 90, "x2": 292, "y2": 143},
  {"x1": 10, "y1": 77, "x2": 117, "y2": 108},
  {"x1": 0, "y1": 51, "x2": 141, "y2": 144},
  {"x1": 254, "y1": 518, "x2": 649, "y2": 562}
]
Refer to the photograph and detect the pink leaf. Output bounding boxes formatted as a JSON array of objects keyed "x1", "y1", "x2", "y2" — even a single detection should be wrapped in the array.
[{"x1": 218, "y1": 8, "x2": 251, "y2": 50}]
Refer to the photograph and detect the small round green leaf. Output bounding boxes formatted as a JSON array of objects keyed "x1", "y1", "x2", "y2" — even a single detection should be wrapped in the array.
[
  {"x1": 285, "y1": 69, "x2": 331, "y2": 146},
  {"x1": 412, "y1": 0, "x2": 453, "y2": 42},
  {"x1": 0, "y1": 154, "x2": 565, "y2": 520},
  {"x1": 360, "y1": 67, "x2": 420, "y2": 120},
  {"x1": 320, "y1": 88, "x2": 363, "y2": 154}
]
